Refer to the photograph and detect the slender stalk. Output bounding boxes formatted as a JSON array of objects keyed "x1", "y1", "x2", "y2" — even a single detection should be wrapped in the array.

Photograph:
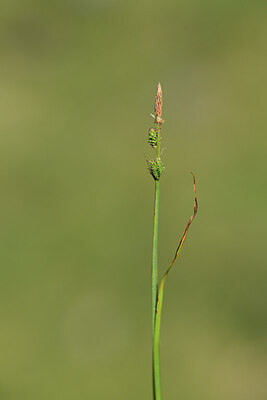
[
  {"x1": 152, "y1": 123, "x2": 161, "y2": 335},
  {"x1": 153, "y1": 276, "x2": 165, "y2": 400},
  {"x1": 152, "y1": 180, "x2": 160, "y2": 336},
  {"x1": 152, "y1": 179, "x2": 160, "y2": 400}
]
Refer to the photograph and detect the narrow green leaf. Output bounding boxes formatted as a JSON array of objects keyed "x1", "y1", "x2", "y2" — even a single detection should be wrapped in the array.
[{"x1": 153, "y1": 173, "x2": 198, "y2": 398}]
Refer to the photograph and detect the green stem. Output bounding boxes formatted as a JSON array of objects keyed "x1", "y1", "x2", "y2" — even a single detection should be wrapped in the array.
[
  {"x1": 152, "y1": 180, "x2": 160, "y2": 336},
  {"x1": 152, "y1": 180, "x2": 161, "y2": 400},
  {"x1": 153, "y1": 276, "x2": 165, "y2": 400},
  {"x1": 156, "y1": 124, "x2": 161, "y2": 157}
]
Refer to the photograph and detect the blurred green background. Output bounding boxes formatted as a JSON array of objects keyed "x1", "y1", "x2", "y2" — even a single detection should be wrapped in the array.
[{"x1": 0, "y1": 0, "x2": 266, "y2": 399}]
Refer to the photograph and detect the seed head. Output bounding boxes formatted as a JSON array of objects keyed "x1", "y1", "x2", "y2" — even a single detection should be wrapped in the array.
[
  {"x1": 155, "y1": 83, "x2": 162, "y2": 117},
  {"x1": 154, "y1": 83, "x2": 165, "y2": 124},
  {"x1": 148, "y1": 127, "x2": 158, "y2": 148},
  {"x1": 146, "y1": 158, "x2": 164, "y2": 181}
]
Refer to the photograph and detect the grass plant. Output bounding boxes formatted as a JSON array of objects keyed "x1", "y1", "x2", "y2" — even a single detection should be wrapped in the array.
[{"x1": 146, "y1": 83, "x2": 198, "y2": 400}]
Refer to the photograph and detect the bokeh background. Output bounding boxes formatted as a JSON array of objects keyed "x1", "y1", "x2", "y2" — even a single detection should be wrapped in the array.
[{"x1": 0, "y1": 0, "x2": 266, "y2": 399}]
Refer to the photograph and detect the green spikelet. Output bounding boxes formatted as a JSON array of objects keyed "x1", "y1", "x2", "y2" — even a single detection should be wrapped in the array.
[
  {"x1": 148, "y1": 127, "x2": 158, "y2": 148},
  {"x1": 147, "y1": 158, "x2": 164, "y2": 181}
]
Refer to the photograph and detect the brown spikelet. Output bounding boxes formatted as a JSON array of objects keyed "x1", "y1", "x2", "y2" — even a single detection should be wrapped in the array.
[
  {"x1": 154, "y1": 83, "x2": 165, "y2": 124},
  {"x1": 155, "y1": 82, "x2": 162, "y2": 118}
]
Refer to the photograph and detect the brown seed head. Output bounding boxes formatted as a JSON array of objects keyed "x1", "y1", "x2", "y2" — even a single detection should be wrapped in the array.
[{"x1": 155, "y1": 82, "x2": 162, "y2": 119}]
